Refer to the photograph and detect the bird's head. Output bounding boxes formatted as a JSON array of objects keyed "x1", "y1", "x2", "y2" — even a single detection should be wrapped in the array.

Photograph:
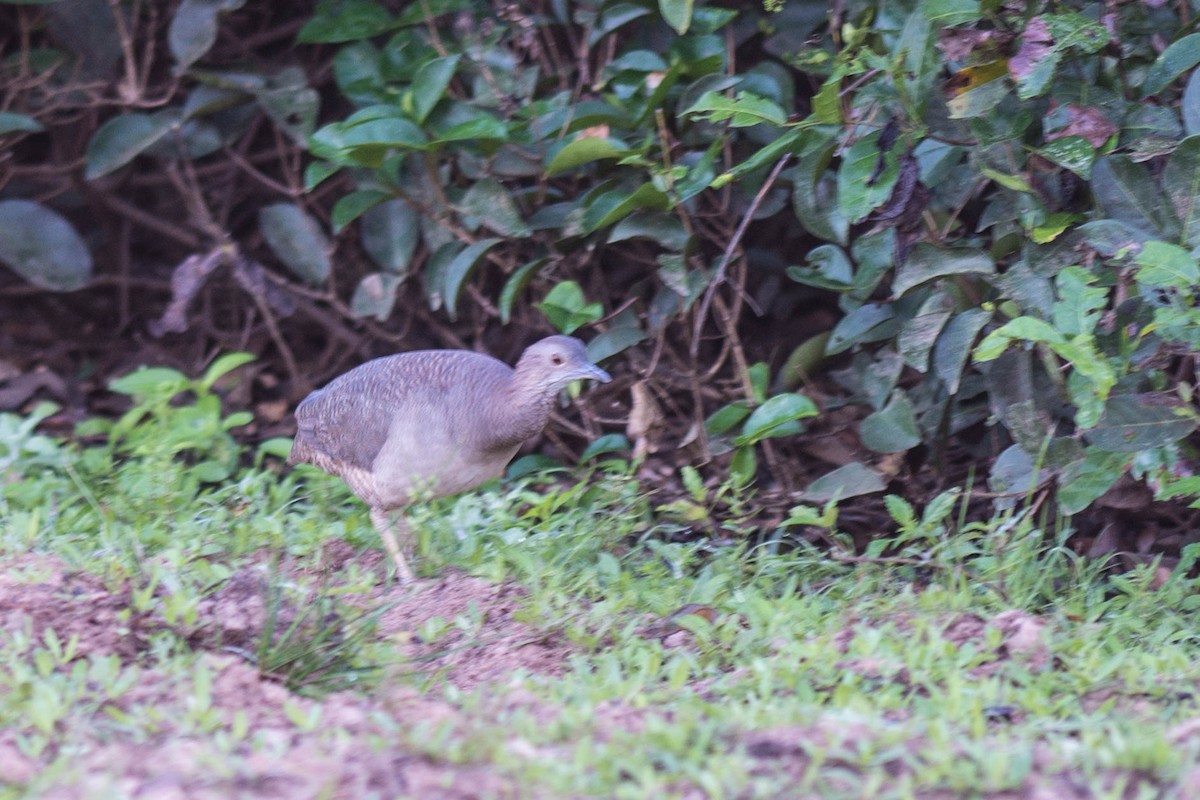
[{"x1": 516, "y1": 335, "x2": 612, "y2": 393}]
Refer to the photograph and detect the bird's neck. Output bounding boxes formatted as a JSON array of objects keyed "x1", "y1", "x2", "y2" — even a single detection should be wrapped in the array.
[{"x1": 479, "y1": 370, "x2": 556, "y2": 452}]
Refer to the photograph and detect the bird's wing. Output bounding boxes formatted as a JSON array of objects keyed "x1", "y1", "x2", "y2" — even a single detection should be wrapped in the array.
[{"x1": 291, "y1": 351, "x2": 510, "y2": 473}]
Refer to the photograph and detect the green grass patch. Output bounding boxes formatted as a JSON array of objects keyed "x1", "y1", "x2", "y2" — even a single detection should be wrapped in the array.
[{"x1": 2, "y1": 391, "x2": 1200, "y2": 797}]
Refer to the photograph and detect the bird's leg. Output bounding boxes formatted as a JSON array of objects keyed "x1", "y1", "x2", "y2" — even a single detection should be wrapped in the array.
[{"x1": 370, "y1": 508, "x2": 415, "y2": 583}]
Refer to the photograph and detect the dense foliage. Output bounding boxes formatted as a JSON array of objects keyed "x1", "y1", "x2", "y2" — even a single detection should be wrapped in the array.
[{"x1": 2, "y1": 0, "x2": 1199, "y2": 532}]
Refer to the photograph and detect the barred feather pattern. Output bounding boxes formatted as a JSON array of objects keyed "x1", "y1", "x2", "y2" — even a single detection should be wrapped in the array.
[{"x1": 288, "y1": 337, "x2": 593, "y2": 513}]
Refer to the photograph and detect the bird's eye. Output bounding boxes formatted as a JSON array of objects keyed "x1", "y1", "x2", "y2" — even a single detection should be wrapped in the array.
[{"x1": 551, "y1": 353, "x2": 564, "y2": 366}]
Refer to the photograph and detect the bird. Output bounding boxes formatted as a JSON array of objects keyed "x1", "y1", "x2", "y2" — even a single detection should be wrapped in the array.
[{"x1": 288, "y1": 335, "x2": 611, "y2": 582}]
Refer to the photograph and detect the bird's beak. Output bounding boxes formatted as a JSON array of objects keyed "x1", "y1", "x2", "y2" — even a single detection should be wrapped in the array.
[{"x1": 574, "y1": 362, "x2": 612, "y2": 383}]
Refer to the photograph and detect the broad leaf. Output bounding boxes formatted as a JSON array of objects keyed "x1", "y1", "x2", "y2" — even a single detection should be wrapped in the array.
[
  {"x1": 499, "y1": 259, "x2": 545, "y2": 324},
  {"x1": 351, "y1": 272, "x2": 403, "y2": 320},
  {"x1": 258, "y1": 203, "x2": 331, "y2": 285},
  {"x1": 85, "y1": 112, "x2": 178, "y2": 179},
  {"x1": 170, "y1": 0, "x2": 245, "y2": 71},
  {"x1": 1164, "y1": 136, "x2": 1200, "y2": 247},
  {"x1": 1143, "y1": 33, "x2": 1200, "y2": 96},
  {"x1": 859, "y1": 390, "x2": 921, "y2": 453},
  {"x1": 659, "y1": 0, "x2": 693, "y2": 34},
  {"x1": 331, "y1": 188, "x2": 390, "y2": 232},
  {"x1": 361, "y1": 199, "x2": 419, "y2": 275},
  {"x1": 409, "y1": 55, "x2": 459, "y2": 123},
  {"x1": 0, "y1": 111, "x2": 42, "y2": 134},
  {"x1": 893, "y1": 244, "x2": 994, "y2": 296},
  {"x1": 734, "y1": 393, "x2": 818, "y2": 446},
  {"x1": 460, "y1": 178, "x2": 530, "y2": 237},
  {"x1": 837, "y1": 132, "x2": 899, "y2": 223},
  {"x1": 441, "y1": 238, "x2": 501, "y2": 319},
  {"x1": 546, "y1": 138, "x2": 627, "y2": 176},
  {"x1": 537, "y1": 280, "x2": 603, "y2": 334},
  {"x1": 1085, "y1": 395, "x2": 1197, "y2": 452},
  {"x1": 799, "y1": 462, "x2": 887, "y2": 502},
  {"x1": 1091, "y1": 155, "x2": 1180, "y2": 241},
  {"x1": 0, "y1": 200, "x2": 92, "y2": 291}
]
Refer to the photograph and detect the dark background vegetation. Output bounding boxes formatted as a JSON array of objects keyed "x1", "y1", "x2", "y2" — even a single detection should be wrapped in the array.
[{"x1": 2, "y1": 0, "x2": 1199, "y2": 560}]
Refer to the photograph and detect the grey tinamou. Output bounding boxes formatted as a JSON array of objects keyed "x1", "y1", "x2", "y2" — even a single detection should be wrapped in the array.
[{"x1": 288, "y1": 335, "x2": 611, "y2": 581}]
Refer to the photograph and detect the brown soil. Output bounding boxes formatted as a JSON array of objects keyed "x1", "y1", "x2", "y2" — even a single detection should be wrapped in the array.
[
  {"x1": 0, "y1": 552, "x2": 554, "y2": 799},
  {"x1": 0, "y1": 551, "x2": 1182, "y2": 799}
]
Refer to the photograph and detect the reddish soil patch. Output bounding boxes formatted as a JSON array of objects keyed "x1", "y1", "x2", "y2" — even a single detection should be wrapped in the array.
[
  {"x1": 0, "y1": 553, "x2": 149, "y2": 659},
  {"x1": 0, "y1": 551, "x2": 584, "y2": 798},
  {"x1": 377, "y1": 571, "x2": 572, "y2": 692},
  {"x1": 37, "y1": 654, "x2": 517, "y2": 800}
]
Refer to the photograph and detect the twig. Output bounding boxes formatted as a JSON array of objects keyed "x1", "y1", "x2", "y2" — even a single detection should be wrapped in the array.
[{"x1": 690, "y1": 153, "x2": 792, "y2": 358}]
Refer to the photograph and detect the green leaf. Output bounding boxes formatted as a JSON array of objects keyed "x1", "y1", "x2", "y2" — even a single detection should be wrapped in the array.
[
  {"x1": 1164, "y1": 136, "x2": 1200, "y2": 248},
  {"x1": 1091, "y1": 156, "x2": 1180, "y2": 241},
  {"x1": 581, "y1": 184, "x2": 671, "y2": 234},
  {"x1": 331, "y1": 188, "x2": 390, "y2": 232},
  {"x1": 499, "y1": 259, "x2": 545, "y2": 324},
  {"x1": 944, "y1": 62, "x2": 1010, "y2": 119},
  {"x1": 408, "y1": 55, "x2": 459, "y2": 123},
  {"x1": 170, "y1": 0, "x2": 244, "y2": 70},
  {"x1": 1057, "y1": 448, "x2": 1129, "y2": 515},
  {"x1": 1143, "y1": 33, "x2": 1200, "y2": 96},
  {"x1": 706, "y1": 401, "x2": 752, "y2": 436},
  {"x1": 859, "y1": 390, "x2": 921, "y2": 453},
  {"x1": 827, "y1": 304, "x2": 899, "y2": 354},
  {"x1": 980, "y1": 167, "x2": 1033, "y2": 193},
  {"x1": 84, "y1": 112, "x2": 178, "y2": 179},
  {"x1": 587, "y1": 310, "x2": 646, "y2": 362},
  {"x1": 590, "y1": 4, "x2": 653, "y2": 46},
  {"x1": 730, "y1": 445, "x2": 757, "y2": 486},
  {"x1": 350, "y1": 272, "x2": 403, "y2": 320},
  {"x1": 893, "y1": 244, "x2": 995, "y2": 296},
  {"x1": 340, "y1": 115, "x2": 427, "y2": 150},
  {"x1": 441, "y1": 238, "x2": 501, "y2": 320},
  {"x1": 683, "y1": 90, "x2": 786, "y2": 127},
  {"x1": 898, "y1": 292, "x2": 954, "y2": 372},
  {"x1": 298, "y1": 0, "x2": 395, "y2": 43},
  {"x1": 1135, "y1": 240, "x2": 1200, "y2": 288},
  {"x1": 1052, "y1": 266, "x2": 1105, "y2": 337},
  {"x1": 609, "y1": 212, "x2": 690, "y2": 251},
  {"x1": 537, "y1": 280, "x2": 603, "y2": 335},
  {"x1": 0, "y1": 200, "x2": 92, "y2": 291},
  {"x1": 0, "y1": 111, "x2": 43, "y2": 134},
  {"x1": 1184, "y1": 70, "x2": 1200, "y2": 136},
  {"x1": 1035, "y1": 136, "x2": 1096, "y2": 178},
  {"x1": 659, "y1": 0, "x2": 692, "y2": 34},
  {"x1": 798, "y1": 462, "x2": 887, "y2": 502},
  {"x1": 580, "y1": 434, "x2": 630, "y2": 462},
  {"x1": 304, "y1": 160, "x2": 340, "y2": 190},
  {"x1": 110, "y1": 367, "x2": 189, "y2": 399},
  {"x1": 932, "y1": 309, "x2": 991, "y2": 394},
  {"x1": 1085, "y1": 395, "x2": 1197, "y2": 452},
  {"x1": 361, "y1": 199, "x2": 419, "y2": 275},
  {"x1": 460, "y1": 178, "x2": 530, "y2": 237},
  {"x1": 258, "y1": 203, "x2": 331, "y2": 285},
  {"x1": 546, "y1": 138, "x2": 627, "y2": 176},
  {"x1": 791, "y1": 132, "x2": 847, "y2": 245},
  {"x1": 923, "y1": 0, "x2": 980, "y2": 25},
  {"x1": 974, "y1": 316, "x2": 1115, "y2": 425},
  {"x1": 786, "y1": 244, "x2": 853, "y2": 291},
  {"x1": 256, "y1": 74, "x2": 319, "y2": 144},
  {"x1": 837, "y1": 132, "x2": 899, "y2": 223},
  {"x1": 734, "y1": 393, "x2": 818, "y2": 446},
  {"x1": 199, "y1": 352, "x2": 255, "y2": 391}
]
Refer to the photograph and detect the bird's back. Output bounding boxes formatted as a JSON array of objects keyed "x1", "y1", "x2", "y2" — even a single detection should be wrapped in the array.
[{"x1": 289, "y1": 349, "x2": 516, "y2": 508}]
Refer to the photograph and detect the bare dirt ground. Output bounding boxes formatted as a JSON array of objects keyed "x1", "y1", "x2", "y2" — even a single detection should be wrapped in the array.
[
  {"x1": 0, "y1": 551, "x2": 562, "y2": 799},
  {"x1": 1, "y1": 552, "x2": 1194, "y2": 798}
]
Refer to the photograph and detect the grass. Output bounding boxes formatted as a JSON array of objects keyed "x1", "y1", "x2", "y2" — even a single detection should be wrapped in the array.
[{"x1": 1, "y1": 378, "x2": 1200, "y2": 798}]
